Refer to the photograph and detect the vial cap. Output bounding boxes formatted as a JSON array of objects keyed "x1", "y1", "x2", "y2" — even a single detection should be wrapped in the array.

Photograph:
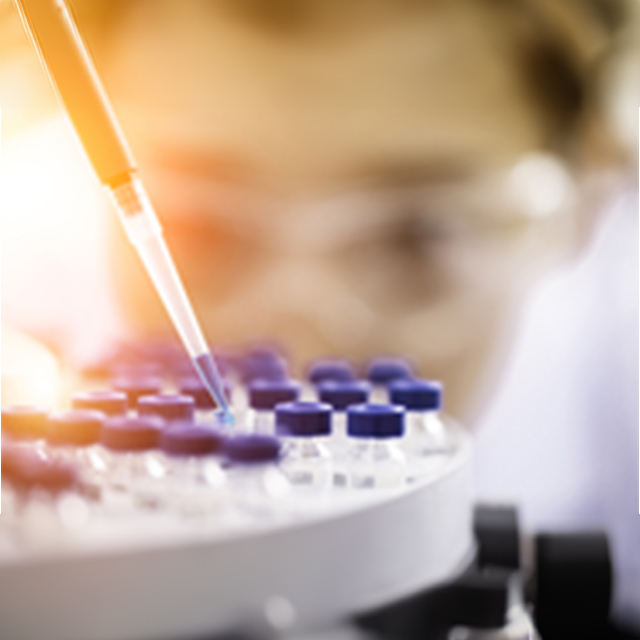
[
  {"x1": 246, "y1": 345, "x2": 285, "y2": 363},
  {"x1": 47, "y1": 410, "x2": 105, "y2": 446},
  {"x1": 112, "y1": 376, "x2": 163, "y2": 403},
  {"x1": 223, "y1": 434, "x2": 281, "y2": 464},
  {"x1": 101, "y1": 416, "x2": 163, "y2": 452},
  {"x1": 275, "y1": 401, "x2": 332, "y2": 437},
  {"x1": 160, "y1": 424, "x2": 225, "y2": 457},
  {"x1": 72, "y1": 390, "x2": 128, "y2": 415},
  {"x1": 179, "y1": 376, "x2": 231, "y2": 409},
  {"x1": 389, "y1": 379, "x2": 443, "y2": 411},
  {"x1": 366, "y1": 358, "x2": 414, "y2": 384},
  {"x1": 347, "y1": 404, "x2": 405, "y2": 438},
  {"x1": 318, "y1": 380, "x2": 370, "y2": 410},
  {"x1": 249, "y1": 379, "x2": 301, "y2": 410},
  {"x1": 307, "y1": 360, "x2": 355, "y2": 384},
  {"x1": 1, "y1": 406, "x2": 49, "y2": 440},
  {"x1": 137, "y1": 393, "x2": 195, "y2": 421},
  {"x1": 239, "y1": 348, "x2": 288, "y2": 383}
]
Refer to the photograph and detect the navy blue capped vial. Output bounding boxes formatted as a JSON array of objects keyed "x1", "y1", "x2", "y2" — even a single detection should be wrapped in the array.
[
  {"x1": 239, "y1": 347, "x2": 288, "y2": 383},
  {"x1": 389, "y1": 379, "x2": 443, "y2": 411},
  {"x1": 318, "y1": 380, "x2": 370, "y2": 410},
  {"x1": 2, "y1": 406, "x2": 49, "y2": 440},
  {"x1": 223, "y1": 434, "x2": 281, "y2": 464},
  {"x1": 101, "y1": 416, "x2": 163, "y2": 452},
  {"x1": 275, "y1": 401, "x2": 332, "y2": 437},
  {"x1": 47, "y1": 410, "x2": 105, "y2": 446},
  {"x1": 246, "y1": 345, "x2": 285, "y2": 364},
  {"x1": 249, "y1": 379, "x2": 301, "y2": 410},
  {"x1": 72, "y1": 390, "x2": 128, "y2": 416},
  {"x1": 307, "y1": 360, "x2": 355, "y2": 384},
  {"x1": 366, "y1": 358, "x2": 414, "y2": 385},
  {"x1": 138, "y1": 393, "x2": 195, "y2": 421},
  {"x1": 160, "y1": 424, "x2": 225, "y2": 457},
  {"x1": 113, "y1": 376, "x2": 162, "y2": 403},
  {"x1": 347, "y1": 404, "x2": 405, "y2": 438}
]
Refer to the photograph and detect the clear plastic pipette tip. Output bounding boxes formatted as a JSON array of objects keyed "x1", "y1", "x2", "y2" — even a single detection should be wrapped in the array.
[
  {"x1": 110, "y1": 178, "x2": 234, "y2": 424},
  {"x1": 192, "y1": 352, "x2": 234, "y2": 425}
]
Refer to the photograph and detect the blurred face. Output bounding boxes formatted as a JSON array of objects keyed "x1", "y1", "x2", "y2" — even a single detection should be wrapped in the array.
[{"x1": 100, "y1": 0, "x2": 577, "y2": 417}]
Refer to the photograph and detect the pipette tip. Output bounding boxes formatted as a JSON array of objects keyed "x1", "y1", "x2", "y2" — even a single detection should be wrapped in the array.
[
  {"x1": 192, "y1": 352, "x2": 233, "y2": 421},
  {"x1": 216, "y1": 409, "x2": 236, "y2": 427}
]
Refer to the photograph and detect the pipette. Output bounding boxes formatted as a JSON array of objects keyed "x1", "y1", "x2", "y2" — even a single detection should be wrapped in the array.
[{"x1": 13, "y1": 0, "x2": 233, "y2": 423}]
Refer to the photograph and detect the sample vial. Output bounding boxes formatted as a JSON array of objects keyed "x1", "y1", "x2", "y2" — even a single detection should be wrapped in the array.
[
  {"x1": 345, "y1": 404, "x2": 407, "y2": 489},
  {"x1": 1, "y1": 406, "x2": 49, "y2": 455},
  {"x1": 239, "y1": 348, "x2": 289, "y2": 384},
  {"x1": 247, "y1": 379, "x2": 301, "y2": 435},
  {"x1": 137, "y1": 393, "x2": 195, "y2": 423},
  {"x1": 388, "y1": 379, "x2": 450, "y2": 457},
  {"x1": 72, "y1": 390, "x2": 128, "y2": 416},
  {"x1": 366, "y1": 357, "x2": 414, "y2": 403},
  {"x1": 2, "y1": 447, "x2": 91, "y2": 545},
  {"x1": 46, "y1": 409, "x2": 106, "y2": 493},
  {"x1": 159, "y1": 424, "x2": 226, "y2": 516},
  {"x1": 307, "y1": 360, "x2": 355, "y2": 385},
  {"x1": 223, "y1": 434, "x2": 291, "y2": 516},
  {"x1": 317, "y1": 380, "x2": 370, "y2": 458},
  {"x1": 99, "y1": 415, "x2": 165, "y2": 508},
  {"x1": 275, "y1": 401, "x2": 333, "y2": 490}
]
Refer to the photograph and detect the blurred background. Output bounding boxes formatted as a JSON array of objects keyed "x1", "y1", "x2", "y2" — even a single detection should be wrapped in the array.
[{"x1": 0, "y1": 0, "x2": 638, "y2": 633}]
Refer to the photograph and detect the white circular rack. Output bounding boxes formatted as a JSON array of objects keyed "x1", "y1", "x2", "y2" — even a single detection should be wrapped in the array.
[{"x1": 0, "y1": 433, "x2": 474, "y2": 640}]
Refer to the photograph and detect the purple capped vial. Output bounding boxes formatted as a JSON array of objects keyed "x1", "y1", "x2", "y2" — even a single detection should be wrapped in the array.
[
  {"x1": 1, "y1": 406, "x2": 49, "y2": 454},
  {"x1": 307, "y1": 360, "x2": 355, "y2": 385},
  {"x1": 247, "y1": 379, "x2": 301, "y2": 435},
  {"x1": 1, "y1": 445, "x2": 86, "y2": 535},
  {"x1": 366, "y1": 357, "x2": 414, "y2": 402},
  {"x1": 318, "y1": 380, "x2": 371, "y2": 456},
  {"x1": 3, "y1": 446, "x2": 78, "y2": 496},
  {"x1": 46, "y1": 410, "x2": 106, "y2": 486},
  {"x1": 159, "y1": 424, "x2": 227, "y2": 515},
  {"x1": 238, "y1": 347, "x2": 289, "y2": 384},
  {"x1": 113, "y1": 375, "x2": 163, "y2": 404},
  {"x1": 137, "y1": 393, "x2": 195, "y2": 422},
  {"x1": 223, "y1": 434, "x2": 290, "y2": 510},
  {"x1": 72, "y1": 390, "x2": 128, "y2": 416},
  {"x1": 100, "y1": 416, "x2": 165, "y2": 506}
]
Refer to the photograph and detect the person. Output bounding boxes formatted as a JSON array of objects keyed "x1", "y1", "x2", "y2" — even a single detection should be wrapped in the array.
[
  {"x1": 473, "y1": 11, "x2": 639, "y2": 633},
  {"x1": 0, "y1": 0, "x2": 637, "y2": 634},
  {"x1": 62, "y1": 0, "x2": 625, "y2": 420}
]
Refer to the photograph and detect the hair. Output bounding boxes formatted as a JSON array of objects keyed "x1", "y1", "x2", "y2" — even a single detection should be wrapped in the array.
[{"x1": 68, "y1": 0, "x2": 626, "y2": 160}]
